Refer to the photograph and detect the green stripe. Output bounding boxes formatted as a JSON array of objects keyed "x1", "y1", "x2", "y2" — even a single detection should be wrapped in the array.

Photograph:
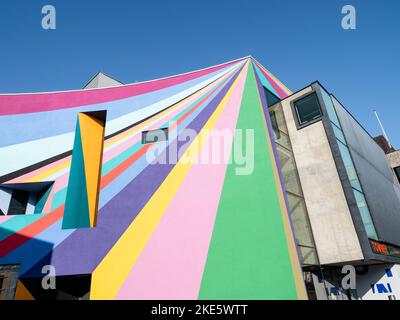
[{"x1": 198, "y1": 66, "x2": 297, "y2": 299}]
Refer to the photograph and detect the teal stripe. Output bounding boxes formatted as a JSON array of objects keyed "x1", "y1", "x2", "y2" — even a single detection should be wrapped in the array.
[
  {"x1": 62, "y1": 120, "x2": 90, "y2": 229},
  {"x1": 0, "y1": 215, "x2": 43, "y2": 241},
  {"x1": 253, "y1": 64, "x2": 279, "y2": 97}
]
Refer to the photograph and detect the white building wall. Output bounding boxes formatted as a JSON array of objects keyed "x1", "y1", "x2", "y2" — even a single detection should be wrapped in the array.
[
  {"x1": 357, "y1": 264, "x2": 400, "y2": 300},
  {"x1": 280, "y1": 87, "x2": 364, "y2": 264},
  {"x1": 0, "y1": 187, "x2": 12, "y2": 215}
]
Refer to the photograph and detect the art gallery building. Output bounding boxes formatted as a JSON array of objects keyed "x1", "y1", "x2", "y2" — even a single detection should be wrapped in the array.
[{"x1": 0, "y1": 57, "x2": 400, "y2": 300}]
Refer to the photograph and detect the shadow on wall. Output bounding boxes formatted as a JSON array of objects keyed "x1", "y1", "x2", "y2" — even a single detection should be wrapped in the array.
[
  {"x1": 0, "y1": 225, "x2": 53, "y2": 300},
  {"x1": 0, "y1": 224, "x2": 93, "y2": 300},
  {"x1": 356, "y1": 264, "x2": 397, "y2": 300}
]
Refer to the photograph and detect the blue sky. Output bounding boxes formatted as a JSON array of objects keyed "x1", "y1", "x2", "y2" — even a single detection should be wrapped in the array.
[{"x1": 0, "y1": 0, "x2": 399, "y2": 147}]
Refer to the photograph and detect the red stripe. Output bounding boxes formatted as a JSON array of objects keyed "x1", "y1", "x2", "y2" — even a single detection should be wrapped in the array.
[{"x1": 0, "y1": 206, "x2": 64, "y2": 258}]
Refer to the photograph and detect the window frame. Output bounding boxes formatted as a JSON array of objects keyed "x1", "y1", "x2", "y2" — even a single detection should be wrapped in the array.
[
  {"x1": 142, "y1": 127, "x2": 169, "y2": 144},
  {"x1": 291, "y1": 91, "x2": 324, "y2": 129}
]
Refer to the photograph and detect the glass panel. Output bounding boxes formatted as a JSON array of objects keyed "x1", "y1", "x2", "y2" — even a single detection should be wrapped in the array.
[
  {"x1": 319, "y1": 87, "x2": 341, "y2": 128},
  {"x1": 270, "y1": 111, "x2": 281, "y2": 140},
  {"x1": 332, "y1": 124, "x2": 346, "y2": 145},
  {"x1": 337, "y1": 140, "x2": 362, "y2": 192},
  {"x1": 275, "y1": 131, "x2": 291, "y2": 151},
  {"x1": 277, "y1": 146, "x2": 303, "y2": 196},
  {"x1": 298, "y1": 245, "x2": 319, "y2": 266},
  {"x1": 269, "y1": 103, "x2": 288, "y2": 134},
  {"x1": 294, "y1": 93, "x2": 323, "y2": 125},
  {"x1": 353, "y1": 189, "x2": 378, "y2": 239},
  {"x1": 264, "y1": 87, "x2": 281, "y2": 107},
  {"x1": 287, "y1": 193, "x2": 315, "y2": 247}
]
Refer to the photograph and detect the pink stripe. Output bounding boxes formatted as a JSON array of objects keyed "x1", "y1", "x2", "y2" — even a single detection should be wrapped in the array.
[
  {"x1": 115, "y1": 63, "x2": 248, "y2": 299},
  {"x1": 6, "y1": 156, "x2": 71, "y2": 183},
  {"x1": 0, "y1": 59, "x2": 245, "y2": 116},
  {"x1": 0, "y1": 216, "x2": 14, "y2": 223},
  {"x1": 254, "y1": 61, "x2": 288, "y2": 98},
  {"x1": 102, "y1": 87, "x2": 203, "y2": 163}
]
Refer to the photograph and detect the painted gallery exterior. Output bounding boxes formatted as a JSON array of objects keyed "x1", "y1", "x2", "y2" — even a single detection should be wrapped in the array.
[{"x1": 0, "y1": 57, "x2": 400, "y2": 300}]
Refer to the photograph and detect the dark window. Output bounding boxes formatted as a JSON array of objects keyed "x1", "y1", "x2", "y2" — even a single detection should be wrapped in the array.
[
  {"x1": 7, "y1": 190, "x2": 29, "y2": 215},
  {"x1": 394, "y1": 166, "x2": 400, "y2": 184},
  {"x1": 294, "y1": 93, "x2": 323, "y2": 125},
  {"x1": 0, "y1": 276, "x2": 4, "y2": 291},
  {"x1": 142, "y1": 128, "x2": 169, "y2": 144},
  {"x1": 0, "y1": 182, "x2": 54, "y2": 216},
  {"x1": 264, "y1": 87, "x2": 281, "y2": 107}
]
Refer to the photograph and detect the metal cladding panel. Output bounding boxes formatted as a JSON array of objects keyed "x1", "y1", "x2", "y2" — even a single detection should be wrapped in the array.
[{"x1": 333, "y1": 98, "x2": 400, "y2": 246}]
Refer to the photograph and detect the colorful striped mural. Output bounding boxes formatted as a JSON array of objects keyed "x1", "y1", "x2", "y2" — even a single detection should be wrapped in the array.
[{"x1": 0, "y1": 57, "x2": 307, "y2": 299}]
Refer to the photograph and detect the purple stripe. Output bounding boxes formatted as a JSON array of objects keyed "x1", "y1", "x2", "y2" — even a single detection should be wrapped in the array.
[
  {"x1": 23, "y1": 65, "x2": 244, "y2": 277},
  {"x1": 251, "y1": 61, "x2": 302, "y2": 258}
]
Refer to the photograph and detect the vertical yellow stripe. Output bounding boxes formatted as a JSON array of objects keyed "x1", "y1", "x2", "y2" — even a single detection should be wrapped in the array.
[{"x1": 79, "y1": 113, "x2": 105, "y2": 227}]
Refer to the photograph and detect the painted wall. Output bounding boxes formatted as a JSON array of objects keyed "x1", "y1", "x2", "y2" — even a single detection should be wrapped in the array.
[
  {"x1": 280, "y1": 87, "x2": 364, "y2": 265},
  {"x1": 0, "y1": 57, "x2": 306, "y2": 299}
]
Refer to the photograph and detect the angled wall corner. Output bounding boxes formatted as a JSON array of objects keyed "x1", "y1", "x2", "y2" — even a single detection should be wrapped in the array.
[{"x1": 62, "y1": 111, "x2": 106, "y2": 229}]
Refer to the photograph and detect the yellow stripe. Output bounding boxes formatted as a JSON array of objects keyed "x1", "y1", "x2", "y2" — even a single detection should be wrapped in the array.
[
  {"x1": 23, "y1": 69, "x2": 237, "y2": 184},
  {"x1": 103, "y1": 70, "x2": 233, "y2": 148},
  {"x1": 25, "y1": 160, "x2": 71, "y2": 183},
  {"x1": 79, "y1": 113, "x2": 105, "y2": 227},
  {"x1": 90, "y1": 62, "x2": 249, "y2": 300}
]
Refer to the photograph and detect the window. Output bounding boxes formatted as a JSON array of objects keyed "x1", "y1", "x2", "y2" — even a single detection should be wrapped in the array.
[
  {"x1": 264, "y1": 87, "x2": 281, "y2": 107},
  {"x1": 0, "y1": 182, "x2": 54, "y2": 216},
  {"x1": 0, "y1": 265, "x2": 20, "y2": 300},
  {"x1": 294, "y1": 93, "x2": 323, "y2": 125},
  {"x1": 394, "y1": 166, "x2": 400, "y2": 184},
  {"x1": 142, "y1": 128, "x2": 169, "y2": 144},
  {"x1": 0, "y1": 276, "x2": 4, "y2": 291},
  {"x1": 7, "y1": 190, "x2": 29, "y2": 215},
  {"x1": 270, "y1": 111, "x2": 281, "y2": 140}
]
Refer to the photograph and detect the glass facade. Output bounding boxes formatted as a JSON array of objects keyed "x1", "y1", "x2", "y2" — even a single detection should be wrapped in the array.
[
  {"x1": 269, "y1": 102, "x2": 319, "y2": 266},
  {"x1": 318, "y1": 87, "x2": 378, "y2": 240}
]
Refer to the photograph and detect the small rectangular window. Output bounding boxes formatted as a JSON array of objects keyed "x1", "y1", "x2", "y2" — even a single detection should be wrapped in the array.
[
  {"x1": 294, "y1": 93, "x2": 323, "y2": 126},
  {"x1": 142, "y1": 128, "x2": 169, "y2": 144}
]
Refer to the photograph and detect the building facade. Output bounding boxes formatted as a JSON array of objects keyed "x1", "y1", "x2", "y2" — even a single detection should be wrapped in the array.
[
  {"x1": 0, "y1": 57, "x2": 306, "y2": 300},
  {"x1": 269, "y1": 82, "x2": 400, "y2": 300},
  {"x1": 1, "y1": 57, "x2": 399, "y2": 300}
]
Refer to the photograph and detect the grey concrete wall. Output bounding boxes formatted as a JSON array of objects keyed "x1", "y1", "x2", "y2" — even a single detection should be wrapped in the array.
[
  {"x1": 332, "y1": 97, "x2": 400, "y2": 246},
  {"x1": 280, "y1": 87, "x2": 364, "y2": 265}
]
